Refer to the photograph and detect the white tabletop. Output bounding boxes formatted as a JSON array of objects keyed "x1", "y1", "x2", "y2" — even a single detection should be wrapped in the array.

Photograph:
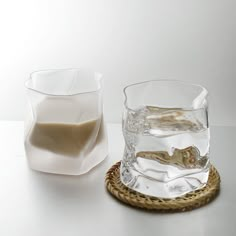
[{"x1": 0, "y1": 121, "x2": 235, "y2": 236}]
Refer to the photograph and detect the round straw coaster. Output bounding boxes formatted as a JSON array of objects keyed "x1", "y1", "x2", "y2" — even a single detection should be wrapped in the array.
[{"x1": 105, "y1": 162, "x2": 220, "y2": 212}]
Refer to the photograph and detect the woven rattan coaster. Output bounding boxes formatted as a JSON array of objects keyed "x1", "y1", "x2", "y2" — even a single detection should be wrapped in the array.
[{"x1": 105, "y1": 162, "x2": 220, "y2": 212}]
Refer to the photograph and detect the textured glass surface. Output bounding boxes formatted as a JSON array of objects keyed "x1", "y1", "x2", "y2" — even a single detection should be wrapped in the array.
[{"x1": 120, "y1": 80, "x2": 210, "y2": 198}]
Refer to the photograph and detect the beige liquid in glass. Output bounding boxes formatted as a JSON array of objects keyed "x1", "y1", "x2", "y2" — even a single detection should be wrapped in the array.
[{"x1": 29, "y1": 119, "x2": 99, "y2": 157}]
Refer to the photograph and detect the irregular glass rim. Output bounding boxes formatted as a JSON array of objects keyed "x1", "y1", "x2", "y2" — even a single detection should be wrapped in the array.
[
  {"x1": 123, "y1": 79, "x2": 208, "y2": 111},
  {"x1": 25, "y1": 68, "x2": 103, "y2": 96}
]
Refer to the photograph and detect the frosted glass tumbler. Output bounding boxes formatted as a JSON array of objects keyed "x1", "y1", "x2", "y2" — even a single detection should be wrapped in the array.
[{"x1": 24, "y1": 69, "x2": 108, "y2": 175}]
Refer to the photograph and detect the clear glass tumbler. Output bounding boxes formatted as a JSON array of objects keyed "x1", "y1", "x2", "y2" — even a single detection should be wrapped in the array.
[
  {"x1": 24, "y1": 69, "x2": 108, "y2": 175},
  {"x1": 120, "y1": 80, "x2": 210, "y2": 198}
]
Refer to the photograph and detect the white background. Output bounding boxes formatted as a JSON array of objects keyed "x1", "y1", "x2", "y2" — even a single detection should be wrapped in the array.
[{"x1": 0, "y1": 0, "x2": 235, "y2": 125}]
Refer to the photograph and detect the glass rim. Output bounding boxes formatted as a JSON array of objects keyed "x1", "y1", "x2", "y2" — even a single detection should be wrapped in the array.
[
  {"x1": 25, "y1": 68, "x2": 103, "y2": 97},
  {"x1": 123, "y1": 79, "x2": 208, "y2": 111}
]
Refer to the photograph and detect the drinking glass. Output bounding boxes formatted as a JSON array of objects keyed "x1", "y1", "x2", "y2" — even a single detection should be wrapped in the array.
[
  {"x1": 24, "y1": 69, "x2": 108, "y2": 175},
  {"x1": 120, "y1": 80, "x2": 210, "y2": 198}
]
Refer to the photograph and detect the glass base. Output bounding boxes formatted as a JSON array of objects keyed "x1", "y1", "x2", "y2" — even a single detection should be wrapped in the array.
[
  {"x1": 120, "y1": 160, "x2": 209, "y2": 198},
  {"x1": 25, "y1": 137, "x2": 108, "y2": 175}
]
